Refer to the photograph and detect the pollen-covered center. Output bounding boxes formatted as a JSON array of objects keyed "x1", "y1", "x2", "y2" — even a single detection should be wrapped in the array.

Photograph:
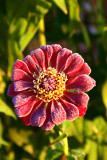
[{"x1": 33, "y1": 67, "x2": 67, "y2": 102}]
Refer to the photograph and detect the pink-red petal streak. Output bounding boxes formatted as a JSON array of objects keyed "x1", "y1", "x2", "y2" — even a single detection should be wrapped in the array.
[
  {"x1": 66, "y1": 74, "x2": 96, "y2": 92},
  {"x1": 51, "y1": 100, "x2": 66, "y2": 124},
  {"x1": 30, "y1": 101, "x2": 46, "y2": 127},
  {"x1": 59, "y1": 98, "x2": 79, "y2": 121},
  {"x1": 63, "y1": 53, "x2": 84, "y2": 75}
]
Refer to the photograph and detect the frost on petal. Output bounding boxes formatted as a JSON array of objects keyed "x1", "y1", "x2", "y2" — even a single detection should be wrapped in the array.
[
  {"x1": 63, "y1": 91, "x2": 89, "y2": 108},
  {"x1": 63, "y1": 53, "x2": 84, "y2": 75},
  {"x1": 56, "y1": 48, "x2": 72, "y2": 72},
  {"x1": 30, "y1": 101, "x2": 46, "y2": 127},
  {"x1": 11, "y1": 69, "x2": 33, "y2": 82},
  {"x1": 7, "y1": 84, "x2": 18, "y2": 97},
  {"x1": 13, "y1": 60, "x2": 31, "y2": 74},
  {"x1": 23, "y1": 55, "x2": 38, "y2": 74},
  {"x1": 20, "y1": 99, "x2": 42, "y2": 125},
  {"x1": 50, "y1": 44, "x2": 62, "y2": 68},
  {"x1": 59, "y1": 98, "x2": 79, "y2": 121},
  {"x1": 51, "y1": 100, "x2": 66, "y2": 124},
  {"x1": 67, "y1": 63, "x2": 91, "y2": 83},
  {"x1": 66, "y1": 74, "x2": 96, "y2": 92},
  {"x1": 30, "y1": 48, "x2": 45, "y2": 70},
  {"x1": 14, "y1": 80, "x2": 33, "y2": 91},
  {"x1": 42, "y1": 102, "x2": 55, "y2": 130},
  {"x1": 78, "y1": 107, "x2": 87, "y2": 117},
  {"x1": 40, "y1": 45, "x2": 53, "y2": 69},
  {"x1": 15, "y1": 97, "x2": 37, "y2": 117},
  {"x1": 12, "y1": 91, "x2": 34, "y2": 107}
]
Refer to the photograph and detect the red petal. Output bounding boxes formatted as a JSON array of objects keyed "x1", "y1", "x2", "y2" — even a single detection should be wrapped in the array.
[
  {"x1": 63, "y1": 53, "x2": 84, "y2": 75},
  {"x1": 30, "y1": 101, "x2": 46, "y2": 127},
  {"x1": 11, "y1": 69, "x2": 33, "y2": 82},
  {"x1": 59, "y1": 98, "x2": 79, "y2": 121},
  {"x1": 30, "y1": 49, "x2": 45, "y2": 70},
  {"x1": 50, "y1": 44, "x2": 62, "y2": 68},
  {"x1": 56, "y1": 48, "x2": 72, "y2": 72},
  {"x1": 23, "y1": 55, "x2": 38, "y2": 74},
  {"x1": 13, "y1": 60, "x2": 30, "y2": 74},
  {"x1": 78, "y1": 107, "x2": 87, "y2": 117},
  {"x1": 15, "y1": 97, "x2": 38, "y2": 117},
  {"x1": 20, "y1": 114, "x2": 31, "y2": 126},
  {"x1": 51, "y1": 100, "x2": 66, "y2": 124},
  {"x1": 42, "y1": 102, "x2": 55, "y2": 130},
  {"x1": 67, "y1": 63, "x2": 91, "y2": 83},
  {"x1": 66, "y1": 74, "x2": 96, "y2": 92},
  {"x1": 20, "y1": 99, "x2": 42, "y2": 125},
  {"x1": 7, "y1": 84, "x2": 18, "y2": 97},
  {"x1": 14, "y1": 80, "x2": 33, "y2": 91},
  {"x1": 40, "y1": 45, "x2": 53, "y2": 69},
  {"x1": 63, "y1": 91, "x2": 89, "y2": 108},
  {"x1": 12, "y1": 91, "x2": 34, "y2": 107}
]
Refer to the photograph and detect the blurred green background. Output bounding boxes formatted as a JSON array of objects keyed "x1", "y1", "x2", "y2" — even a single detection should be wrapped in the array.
[{"x1": 0, "y1": 0, "x2": 107, "y2": 160}]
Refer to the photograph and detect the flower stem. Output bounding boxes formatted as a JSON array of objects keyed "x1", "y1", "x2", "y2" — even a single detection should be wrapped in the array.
[
  {"x1": 54, "y1": 125, "x2": 69, "y2": 156},
  {"x1": 38, "y1": 17, "x2": 46, "y2": 46},
  {"x1": 63, "y1": 136, "x2": 69, "y2": 156}
]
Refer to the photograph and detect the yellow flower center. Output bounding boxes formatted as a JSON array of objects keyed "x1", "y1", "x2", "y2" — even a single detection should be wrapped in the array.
[{"x1": 33, "y1": 67, "x2": 67, "y2": 102}]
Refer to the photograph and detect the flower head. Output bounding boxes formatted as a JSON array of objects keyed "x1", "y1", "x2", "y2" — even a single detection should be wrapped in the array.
[{"x1": 7, "y1": 44, "x2": 96, "y2": 130}]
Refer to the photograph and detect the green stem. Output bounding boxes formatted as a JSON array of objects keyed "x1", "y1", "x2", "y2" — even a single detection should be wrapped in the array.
[
  {"x1": 38, "y1": 17, "x2": 46, "y2": 46},
  {"x1": 63, "y1": 136, "x2": 69, "y2": 156},
  {"x1": 53, "y1": 125, "x2": 69, "y2": 156}
]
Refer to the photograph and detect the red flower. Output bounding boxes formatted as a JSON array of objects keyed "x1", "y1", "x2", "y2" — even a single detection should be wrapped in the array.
[{"x1": 7, "y1": 44, "x2": 96, "y2": 130}]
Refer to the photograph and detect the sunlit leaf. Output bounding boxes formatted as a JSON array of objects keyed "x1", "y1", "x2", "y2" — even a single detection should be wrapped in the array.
[
  {"x1": 94, "y1": 116, "x2": 107, "y2": 133},
  {"x1": 9, "y1": 18, "x2": 28, "y2": 38},
  {"x1": 63, "y1": 117, "x2": 84, "y2": 143},
  {"x1": 8, "y1": 128, "x2": 32, "y2": 146},
  {"x1": 0, "y1": 98, "x2": 17, "y2": 119},
  {"x1": 52, "y1": 0, "x2": 68, "y2": 14},
  {"x1": 7, "y1": 39, "x2": 23, "y2": 77},
  {"x1": 0, "y1": 70, "x2": 6, "y2": 94},
  {"x1": 102, "y1": 81, "x2": 107, "y2": 115},
  {"x1": 68, "y1": 0, "x2": 80, "y2": 37},
  {"x1": 86, "y1": 139, "x2": 97, "y2": 160},
  {"x1": 23, "y1": 144, "x2": 34, "y2": 155},
  {"x1": 35, "y1": 0, "x2": 52, "y2": 16},
  {"x1": 0, "y1": 119, "x2": 9, "y2": 148},
  {"x1": 68, "y1": 149, "x2": 85, "y2": 160},
  {"x1": 19, "y1": 14, "x2": 40, "y2": 52}
]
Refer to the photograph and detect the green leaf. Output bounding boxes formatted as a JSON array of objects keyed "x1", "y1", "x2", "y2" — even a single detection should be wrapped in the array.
[
  {"x1": 67, "y1": 149, "x2": 85, "y2": 160},
  {"x1": 86, "y1": 139, "x2": 97, "y2": 160},
  {"x1": 35, "y1": 0, "x2": 52, "y2": 16},
  {"x1": 7, "y1": 39, "x2": 23, "y2": 76},
  {"x1": 8, "y1": 128, "x2": 32, "y2": 147},
  {"x1": 0, "y1": 119, "x2": 9, "y2": 148},
  {"x1": 0, "y1": 98, "x2": 17, "y2": 119},
  {"x1": 94, "y1": 116, "x2": 107, "y2": 133},
  {"x1": 9, "y1": 18, "x2": 28, "y2": 39},
  {"x1": 46, "y1": 149, "x2": 62, "y2": 160},
  {"x1": 52, "y1": 0, "x2": 68, "y2": 14},
  {"x1": 102, "y1": 81, "x2": 107, "y2": 115},
  {"x1": 80, "y1": 23, "x2": 91, "y2": 49},
  {"x1": 68, "y1": 0, "x2": 80, "y2": 37},
  {"x1": 46, "y1": 143, "x2": 63, "y2": 160},
  {"x1": 48, "y1": 132, "x2": 67, "y2": 147},
  {"x1": 19, "y1": 14, "x2": 40, "y2": 52},
  {"x1": 63, "y1": 117, "x2": 84, "y2": 142}
]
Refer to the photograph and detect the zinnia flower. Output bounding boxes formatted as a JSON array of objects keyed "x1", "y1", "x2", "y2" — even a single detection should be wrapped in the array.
[{"x1": 7, "y1": 44, "x2": 96, "y2": 130}]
